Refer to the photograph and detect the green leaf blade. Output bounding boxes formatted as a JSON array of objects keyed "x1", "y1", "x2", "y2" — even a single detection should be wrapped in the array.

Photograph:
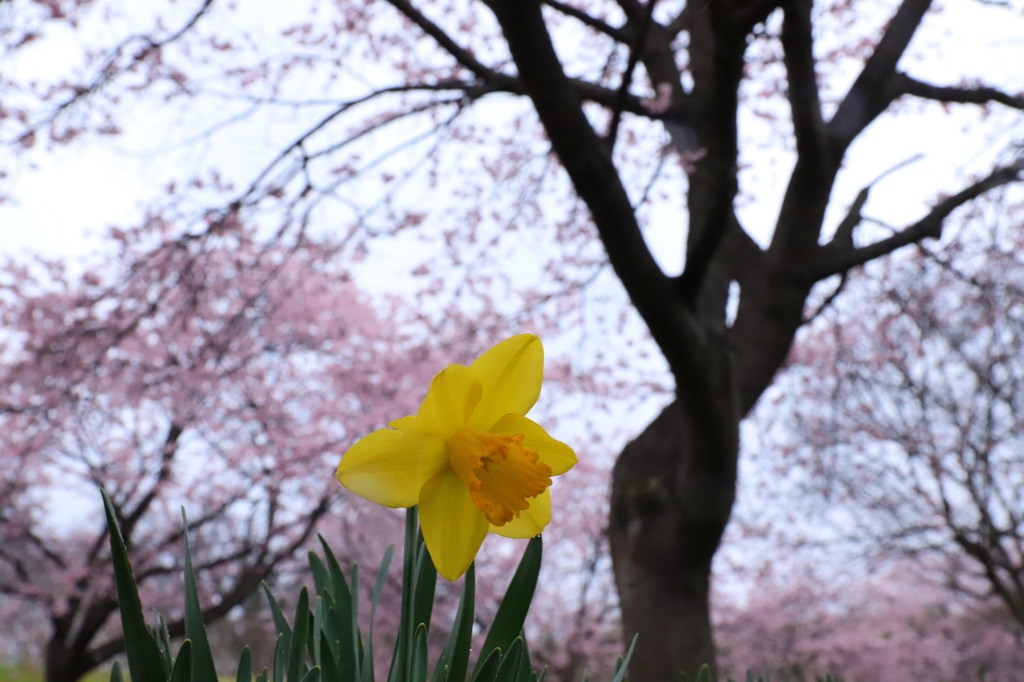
[
  {"x1": 472, "y1": 537, "x2": 541, "y2": 679},
  {"x1": 432, "y1": 563, "x2": 475, "y2": 682},
  {"x1": 237, "y1": 647, "x2": 253, "y2": 682},
  {"x1": 287, "y1": 587, "x2": 312, "y2": 682},
  {"x1": 101, "y1": 489, "x2": 166, "y2": 682},
  {"x1": 181, "y1": 509, "x2": 218, "y2": 682},
  {"x1": 169, "y1": 640, "x2": 193, "y2": 682}
]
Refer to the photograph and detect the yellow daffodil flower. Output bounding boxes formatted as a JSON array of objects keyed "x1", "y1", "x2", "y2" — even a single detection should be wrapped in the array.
[{"x1": 336, "y1": 334, "x2": 577, "y2": 580}]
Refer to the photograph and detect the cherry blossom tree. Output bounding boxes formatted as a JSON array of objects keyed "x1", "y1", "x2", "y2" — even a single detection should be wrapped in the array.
[
  {"x1": 714, "y1": 561, "x2": 1024, "y2": 681},
  {"x1": 753, "y1": 201, "x2": 1024, "y2": 633},
  {"x1": 2, "y1": 0, "x2": 1023, "y2": 677},
  {"x1": 0, "y1": 223, "x2": 447, "y2": 682},
  {"x1": 0, "y1": 217, "x2": 621, "y2": 681}
]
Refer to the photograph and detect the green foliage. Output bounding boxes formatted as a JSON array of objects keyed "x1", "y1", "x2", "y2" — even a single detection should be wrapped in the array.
[
  {"x1": 101, "y1": 489, "x2": 632, "y2": 682},
  {"x1": 470, "y1": 536, "x2": 541, "y2": 682},
  {"x1": 102, "y1": 490, "x2": 180, "y2": 681},
  {"x1": 90, "y1": 485, "x2": 1004, "y2": 682}
]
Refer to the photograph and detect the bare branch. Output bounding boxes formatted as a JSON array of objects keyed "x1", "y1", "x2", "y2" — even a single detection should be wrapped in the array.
[
  {"x1": 832, "y1": 186, "x2": 871, "y2": 251},
  {"x1": 480, "y1": 0, "x2": 714, "y2": 394},
  {"x1": 812, "y1": 157, "x2": 1024, "y2": 278},
  {"x1": 828, "y1": 0, "x2": 933, "y2": 152},
  {"x1": 383, "y1": 0, "x2": 511, "y2": 84},
  {"x1": 801, "y1": 271, "x2": 850, "y2": 324},
  {"x1": 607, "y1": 0, "x2": 659, "y2": 149},
  {"x1": 384, "y1": 0, "x2": 677, "y2": 121},
  {"x1": 23, "y1": 0, "x2": 216, "y2": 139},
  {"x1": 120, "y1": 422, "x2": 184, "y2": 539},
  {"x1": 673, "y1": 0, "x2": 747, "y2": 308},
  {"x1": 540, "y1": 0, "x2": 629, "y2": 42},
  {"x1": 895, "y1": 73, "x2": 1024, "y2": 110},
  {"x1": 825, "y1": 154, "x2": 923, "y2": 252},
  {"x1": 781, "y1": 0, "x2": 826, "y2": 162}
]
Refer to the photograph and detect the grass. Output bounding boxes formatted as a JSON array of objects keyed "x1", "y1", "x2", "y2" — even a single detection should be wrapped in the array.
[
  {"x1": 0, "y1": 664, "x2": 111, "y2": 682},
  {"x1": 0, "y1": 663, "x2": 236, "y2": 682}
]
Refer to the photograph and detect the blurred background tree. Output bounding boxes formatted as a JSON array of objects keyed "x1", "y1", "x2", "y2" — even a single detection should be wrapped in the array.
[
  {"x1": 0, "y1": 226, "x2": 447, "y2": 681},
  {"x1": 718, "y1": 198, "x2": 1024, "y2": 679}
]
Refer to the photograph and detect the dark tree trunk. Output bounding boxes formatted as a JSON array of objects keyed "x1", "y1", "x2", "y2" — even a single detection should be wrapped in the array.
[
  {"x1": 45, "y1": 637, "x2": 95, "y2": 682},
  {"x1": 610, "y1": 384, "x2": 738, "y2": 680}
]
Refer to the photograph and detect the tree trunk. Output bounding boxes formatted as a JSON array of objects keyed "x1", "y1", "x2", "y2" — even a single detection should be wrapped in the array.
[
  {"x1": 610, "y1": 395, "x2": 738, "y2": 681},
  {"x1": 45, "y1": 637, "x2": 92, "y2": 682}
]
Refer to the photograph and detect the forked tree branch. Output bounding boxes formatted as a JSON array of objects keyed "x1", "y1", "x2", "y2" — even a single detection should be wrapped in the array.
[
  {"x1": 540, "y1": 0, "x2": 629, "y2": 41},
  {"x1": 480, "y1": 0, "x2": 715, "y2": 393},
  {"x1": 673, "y1": 0, "x2": 747, "y2": 308},
  {"x1": 828, "y1": 0, "x2": 933, "y2": 152},
  {"x1": 812, "y1": 157, "x2": 1024, "y2": 278},
  {"x1": 607, "y1": 0, "x2": 659, "y2": 149},
  {"x1": 384, "y1": 0, "x2": 659, "y2": 116},
  {"x1": 383, "y1": 0, "x2": 511, "y2": 82},
  {"x1": 826, "y1": 154, "x2": 923, "y2": 251},
  {"x1": 120, "y1": 422, "x2": 184, "y2": 539},
  {"x1": 20, "y1": 0, "x2": 216, "y2": 142}
]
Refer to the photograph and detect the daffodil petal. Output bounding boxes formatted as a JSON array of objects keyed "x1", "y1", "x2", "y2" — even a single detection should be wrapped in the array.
[
  {"x1": 468, "y1": 334, "x2": 543, "y2": 429},
  {"x1": 491, "y1": 488, "x2": 551, "y2": 539},
  {"x1": 416, "y1": 364, "x2": 482, "y2": 437},
  {"x1": 336, "y1": 428, "x2": 446, "y2": 508},
  {"x1": 419, "y1": 469, "x2": 490, "y2": 581},
  {"x1": 388, "y1": 415, "x2": 417, "y2": 430},
  {"x1": 489, "y1": 413, "x2": 577, "y2": 476}
]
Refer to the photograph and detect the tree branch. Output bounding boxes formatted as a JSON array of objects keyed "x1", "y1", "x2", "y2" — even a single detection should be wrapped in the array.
[
  {"x1": 614, "y1": 0, "x2": 647, "y2": 23},
  {"x1": 673, "y1": 0, "x2": 747, "y2": 308},
  {"x1": 384, "y1": 0, "x2": 657, "y2": 117},
  {"x1": 540, "y1": 0, "x2": 629, "y2": 42},
  {"x1": 827, "y1": 0, "x2": 933, "y2": 152},
  {"x1": 801, "y1": 271, "x2": 850, "y2": 324},
  {"x1": 480, "y1": 0, "x2": 714, "y2": 392},
  {"x1": 23, "y1": 0, "x2": 216, "y2": 141},
  {"x1": 895, "y1": 73, "x2": 1024, "y2": 110},
  {"x1": 121, "y1": 422, "x2": 184, "y2": 539},
  {"x1": 607, "y1": 0, "x2": 659, "y2": 149},
  {"x1": 383, "y1": 0, "x2": 508, "y2": 82},
  {"x1": 824, "y1": 154, "x2": 923, "y2": 252},
  {"x1": 812, "y1": 157, "x2": 1024, "y2": 278},
  {"x1": 781, "y1": 0, "x2": 827, "y2": 163}
]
